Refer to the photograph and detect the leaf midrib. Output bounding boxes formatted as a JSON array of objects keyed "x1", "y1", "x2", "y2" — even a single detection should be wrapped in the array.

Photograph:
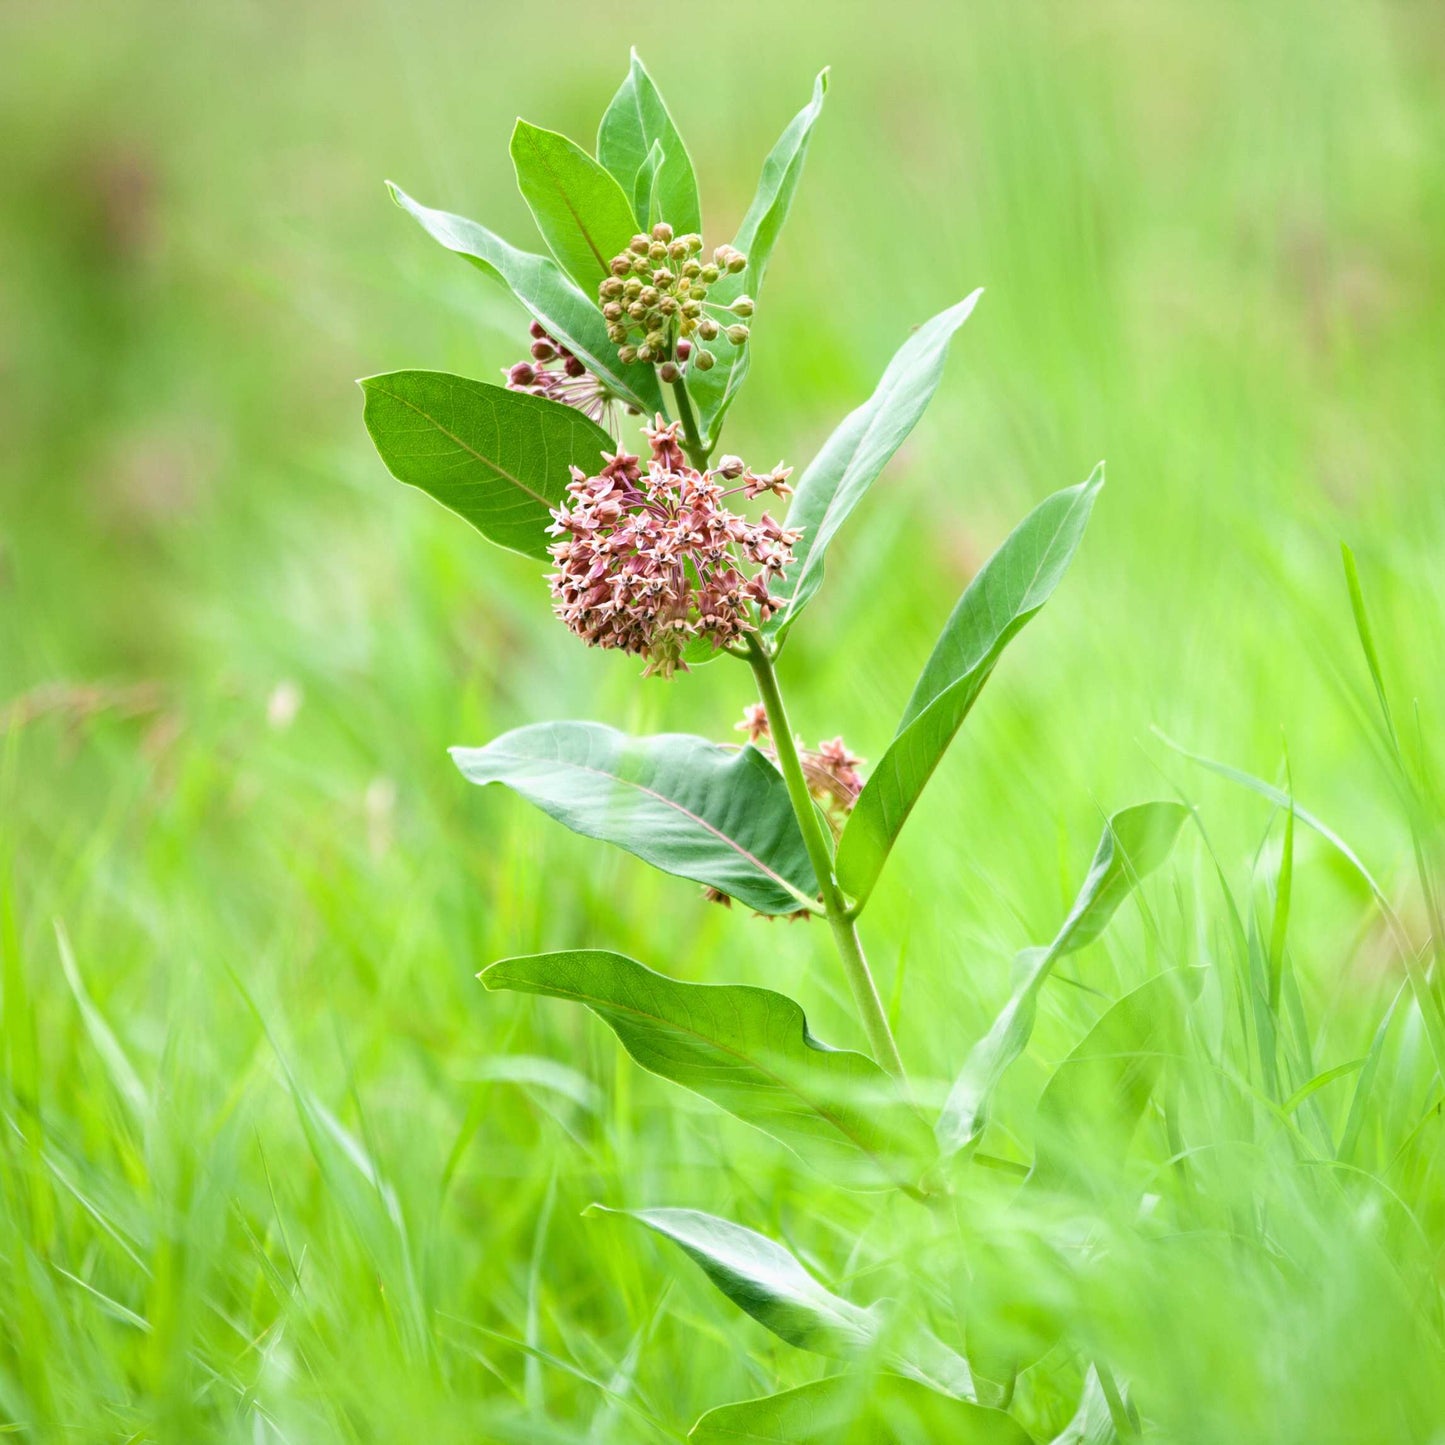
[
  {"x1": 371, "y1": 383, "x2": 551, "y2": 508},
  {"x1": 477, "y1": 745, "x2": 817, "y2": 908}
]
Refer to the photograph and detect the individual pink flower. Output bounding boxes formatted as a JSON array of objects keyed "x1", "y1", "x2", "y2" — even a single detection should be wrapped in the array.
[{"x1": 546, "y1": 419, "x2": 802, "y2": 678}]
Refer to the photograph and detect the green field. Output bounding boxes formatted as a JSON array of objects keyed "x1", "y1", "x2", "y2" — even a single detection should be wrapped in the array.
[{"x1": 4, "y1": 1, "x2": 1445, "y2": 1439}]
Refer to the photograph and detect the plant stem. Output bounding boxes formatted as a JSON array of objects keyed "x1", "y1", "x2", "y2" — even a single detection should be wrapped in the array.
[
  {"x1": 744, "y1": 633, "x2": 907, "y2": 1079},
  {"x1": 670, "y1": 377, "x2": 710, "y2": 470}
]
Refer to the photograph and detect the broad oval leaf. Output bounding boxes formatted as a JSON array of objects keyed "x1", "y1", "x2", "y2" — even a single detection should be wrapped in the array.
[
  {"x1": 387, "y1": 182, "x2": 663, "y2": 416},
  {"x1": 359, "y1": 370, "x2": 611, "y2": 560},
  {"x1": 837, "y1": 468, "x2": 1104, "y2": 906},
  {"x1": 481, "y1": 950, "x2": 936, "y2": 1188},
  {"x1": 765, "y1": 293, "x2": 983, "y2": 646},
  {"x1": 597, "y1": 51, "x2": 702, "y2": 235},
  {"x1": 935, "y1": 802, "x2": 1187, "y2": 1161},
  {"x1": 689, "y1": 70, "x2": 829, "y2": 440},
  {"x1": 451, "y1": 722, "x2": 817, "y2": 915},
  {"x1": 690, "y1": 1374, "x2": 1032, "y2": 1445},
  {"x1": 596, "y1": 1206, "x2": 976, "y2": 1400},
  {"x1": 510, "y1": 121, "x2": 639, "y2": 291}
]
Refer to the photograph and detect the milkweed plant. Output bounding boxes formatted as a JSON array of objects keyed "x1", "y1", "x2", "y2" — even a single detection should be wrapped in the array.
[{"x1": 361, "y1": 55, "x2": 1190, "y2": 1442}]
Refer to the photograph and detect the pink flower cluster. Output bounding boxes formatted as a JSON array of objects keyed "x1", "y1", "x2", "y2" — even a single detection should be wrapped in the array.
[
  {"x1": 546, "y1": 419, "x2": 799, "y2": 678},
  {"x1": 504, "y1": 321, "x2": 633, "y2": 428},
  {"x1": 737, "y1": 703, "x2": 865, "y2": 826}
]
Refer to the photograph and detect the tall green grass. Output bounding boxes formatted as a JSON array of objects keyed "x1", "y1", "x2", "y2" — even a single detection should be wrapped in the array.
[{"x1": 2, "y1": 0, "x2": 1444, "y2": 1438}]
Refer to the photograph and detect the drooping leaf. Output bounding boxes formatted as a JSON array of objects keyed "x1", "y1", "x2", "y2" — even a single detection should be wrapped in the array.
[
  {"x1": 387, "y1": 182, "x2": 663, "y2": 415},
  {"x1": 765, "y1": 293, "x2": 984, "y2": 646},
  {"x1": 1030, "y1": 968, "x2": 1201, "y2": 1192},
  {"x1": 689, "y1": 70, "x2": 829, "y2": 440},
  {"x1": 451, "y1": 722, "x2": 818, "y2": 915},
  {"x1": 689, "y1": 1374, "x2": 1031, "y2": 1445},
  {"x1": 597, "y1": 1207, "x2": 975, "y2": 1400},
  {"x1": 510, "y1": 121, "x2": 640, "y2": 291},
  {"x1": 935, "y1": 802, "x2": 1187, "y2": 1160},
  {"x1": 359, "y1": 371, "x2": 611, "y2": 560},
  {"x1": 597, "y1": 51, "x2": 702, "y2": 235},
  {"x1": 481, "y1": 951, "x2": 935, "y2": 1188},
  {"x1": 837, "y1": 469, "x2": 1104, "y2": 906}
]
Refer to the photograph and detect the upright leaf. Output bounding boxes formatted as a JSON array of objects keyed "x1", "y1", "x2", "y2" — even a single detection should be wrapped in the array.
[
  {"x1": 598, "y1": 1207, "x2": 976, "y2": 1400},
  {"x1": 1049, "y1": 1368, "x2": 1118, "y2": 1445},
  {"x1": 597, "y1": 51, "x2": 702, "y2": 235},
  {"x1": 765, "y1": 293, "x2": 983, "y2": 645},
  {"x1": 510, "y1": 121, "x2": 639, "y2": 291},
  {"x1": 690, "y1": 1374, "x2": 1031, "y2": 1445},
  {"x1": 837, "y1": 469, "x2": 1103, "y2": 906},
  {"x1": 635, "y1": 139, "x2": 666, "y2": 230},
  {"x1": 451, "y1": 722, "x2": 818, "y2": 915},
  {"x1": 1030, "y1": 969, "x2": 1201, "y2": 1192},
  {"x1": 936, "y1": 802, "x2": 1187, "y2": 1161},
  {"x1": 387, "y1": 183, "x2": 663, "y2": 415},
  {"x1": 689, "y1": 70, "x2": 829, "y2": 439},
  {"x1": 482, "y1": 950, "x2": 935, "y2": 1188},
  {"x1": 359, "y1": 371, "x2": 611, "y2": 560}
]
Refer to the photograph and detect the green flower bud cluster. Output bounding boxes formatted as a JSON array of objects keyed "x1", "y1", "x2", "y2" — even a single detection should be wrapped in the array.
[{"x1": 598, "y1": 222, "x2": 752, "y2": 376}]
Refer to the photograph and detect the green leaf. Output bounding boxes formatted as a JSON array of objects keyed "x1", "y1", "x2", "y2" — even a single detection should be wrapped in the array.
[
  {"x1": 1030, "y1": 968, "x2": 1201, "y2": 1191},
  {"x1": 634, "y1": 139, "x2": 667, "y2": 230},
  {"x1": 387, "y1": 182, "x2": 663, "y2": 415},
  {"x1": 597, "y1": 51, "x2": 702, "y2": 235},
  {"x1": 690, "y1": 1374, "x2": 1032, "y2": 1444},
  {"x1": 359, "y1": 371, "x2": 611, "y2": 560},
  {"x1": 597, "y1": 1207, "x2": 976, "y2": 1399},
  {"x1": 837, "y1": 469, "x2": 1104, "y2": 906},
  {"x1": 451, "y1": 722, "x2": 818, "y2": 915},
  {"x1": 1049, "y1": 1368, "x2": 1117, "y2": 1445},
  {"x1": 510, "y1": 121, "x2": 639, "y2": 292},
  {"x1": 689, "y1": 70, "x2": 829, "y2": 440},
  {"x1": 935, "y1": 802, "x2": 1187, "y2": 1161},
  {"x1": 482, "y1": 951, "x2": 933, "y2": 1187},
  {"x1": 764, "y1": 293, "x2": 983, "y2": 646}
]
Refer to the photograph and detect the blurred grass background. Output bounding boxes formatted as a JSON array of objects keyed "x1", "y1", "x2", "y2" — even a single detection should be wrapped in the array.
[{"x1": 3, "y1": 0, "x2": 1444, "y2": 1439}]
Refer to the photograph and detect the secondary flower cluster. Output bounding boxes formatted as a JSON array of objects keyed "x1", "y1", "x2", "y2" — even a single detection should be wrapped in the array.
[
  {"x1": 546, "y1": 419, "x2": 797, "y2": 678},
  {"x1": 737, "y1": 702, "x2": 865, "y2": 830},
  {"x1": 599, "y1": 222, "x2": 752, "y2": 379},
  {"x1": 504, "y1": 321, "x2": 635, "y2": 428}
]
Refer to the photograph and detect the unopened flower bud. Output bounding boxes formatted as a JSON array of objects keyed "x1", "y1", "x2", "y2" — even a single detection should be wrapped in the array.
[
  {"x1": 623, "y1": 277, "x2": 643, "y2": 299},
  {"x1": 645, "y1": 330, "x2": 666, "y2": 352},
  {"x1": 607, "y1": 323, "x2": 628, "y2": 343},
  {"x1": 668, "y1": 240, "x2": 687, "y2": 260},
  {"x1": 639, "y1": 287, "x2": 660, "y2": 308},
  {"x1": 630, "y1": 235, "x2": 650, "y2": 254},
  {"x1": 610, "y1": 256, "x2": 631, "y2": 277},
  {"x1": 715, "y1": 455, "x2": 746, "y2": 479},
  {"x1": 507, "y1": 362, "x2": 537, "y2": 386},
  {"x1": 564, "y1": 355, "x2": 586, "y2": 378},
  {"x1": 729, "y1": 296, "x2": 755, "y2": 317},
  {"x1": 658, "y1": 296, "x2": 679, "y2": 316},
  {"x1": 651, "y1": 221, "x2": 674, "y2": 243},
  {"x1": 618, "y1": 344, "x2": 638, "y2": 364},
  {"x1": 636, "y1": 343, "x2": 654, "y2": 363},
  {"x1": 529, "y1": 320, "x2": 548, "y2": 340},
  {"x1": 658, "y1": 360, "x2": 680, "y2": 383},
  {"x1": 652, "y1": 269, "x2": 674, "y2": 288},
  {"x1": 693, "y1": 348, "x2": 715, "y2": 371},
  {"x1": 701, "y1": 264, "x2": 720, "y2": 283},
  {"x1": 628, "y1": 301, "x2": 648, "y2": 321},
  {"x1": 676, "y1": 338, "x2": 693, "y2": 360},
  {"x1": 531, "y1": 339, "x2": 557, "y2": 361},
  {"x1": 683, "y1": 259, "x2": 702, "y2": 279},
  {"x1": 600, "y1": 277, "x2": 624, "y2": 300},
  {"x1": 648, "y1": 241, "x2": 667, "y2": 262},
  {"x1": 725, "y1": 324, "x2": 750, "y2": 346},
  {"x1": 602, "y1": 302, "x2": 624, "y2": 322},
  {"x1": 698, "y1": 317, "x2": 720, "y2": 341}
]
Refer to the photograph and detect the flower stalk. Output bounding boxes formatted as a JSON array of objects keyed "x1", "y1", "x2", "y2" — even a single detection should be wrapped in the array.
[{"x1": 744, "y1": 632, "x2": 907, "y2": 1079}]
